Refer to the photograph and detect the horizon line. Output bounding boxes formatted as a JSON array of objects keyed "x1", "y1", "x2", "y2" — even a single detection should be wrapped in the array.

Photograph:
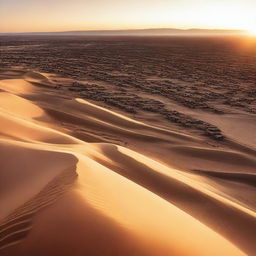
[{"x1": 0, "y1": 27, "x2": 247, "y2": 35}]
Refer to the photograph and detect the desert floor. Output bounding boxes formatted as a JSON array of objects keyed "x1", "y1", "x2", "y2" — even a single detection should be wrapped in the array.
[{"x1": 0, "y1": 36, "x2": 256, "y2": 255}]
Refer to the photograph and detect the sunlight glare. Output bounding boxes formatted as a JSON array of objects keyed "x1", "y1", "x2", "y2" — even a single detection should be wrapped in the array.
[{"x1": 248, "y1": 27, "x2": 256, "y2": 36}]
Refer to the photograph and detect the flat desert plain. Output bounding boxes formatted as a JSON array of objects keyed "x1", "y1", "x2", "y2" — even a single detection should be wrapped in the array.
[{"x1": 0, "y1": 36, "x2": 256, "y2": 255}]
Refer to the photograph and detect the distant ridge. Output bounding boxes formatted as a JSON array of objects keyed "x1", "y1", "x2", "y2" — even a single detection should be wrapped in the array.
[{"x1": 0, "y1": 28, "x2": 246, "y2": 36}]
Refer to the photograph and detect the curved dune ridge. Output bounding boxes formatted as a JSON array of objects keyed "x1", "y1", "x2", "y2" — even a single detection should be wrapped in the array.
[{"x1": 0, "y1": 71, "x2": 255, "y2": 255}]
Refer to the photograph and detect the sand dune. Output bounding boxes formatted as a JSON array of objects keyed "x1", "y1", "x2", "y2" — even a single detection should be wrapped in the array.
[
  {"x1": 0, "y1": 167, "x2": 77, "y2": 250},
  {"x1": 0, "y1": 71, "x2": 255, "y2": 255}
]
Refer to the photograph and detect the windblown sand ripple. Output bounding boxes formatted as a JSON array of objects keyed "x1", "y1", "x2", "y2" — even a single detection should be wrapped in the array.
[{"x1": 0, "y1": 168, "x2": 77, "y2": 250}]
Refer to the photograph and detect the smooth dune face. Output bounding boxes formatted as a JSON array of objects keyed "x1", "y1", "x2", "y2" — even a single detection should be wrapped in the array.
[{"x1": 0, "y1": 71, "x2": 255, "y2": 255}]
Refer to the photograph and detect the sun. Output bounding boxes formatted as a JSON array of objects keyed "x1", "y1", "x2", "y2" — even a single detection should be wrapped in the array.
[{"x1": 247, "y1": 27, "x2": 256, "y2": 36}]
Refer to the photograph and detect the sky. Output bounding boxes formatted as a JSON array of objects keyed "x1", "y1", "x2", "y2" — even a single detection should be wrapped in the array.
[{"x1": 0, "y1": 0, "x2": 256, "y2": 33}]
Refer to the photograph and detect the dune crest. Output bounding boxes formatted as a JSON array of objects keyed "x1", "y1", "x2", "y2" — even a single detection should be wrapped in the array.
[{"x1": 0, "y1": 73, "x2": 255, "y2": 255}]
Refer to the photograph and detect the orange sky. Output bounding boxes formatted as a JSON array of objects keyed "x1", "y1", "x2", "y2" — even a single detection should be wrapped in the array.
[{"x1": 0, "y1": 0, "x2": 255, "y2": 33}]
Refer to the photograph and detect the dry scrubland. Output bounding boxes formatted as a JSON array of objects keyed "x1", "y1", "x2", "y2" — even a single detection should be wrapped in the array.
[
  {"x1": 1, "y1": 36, "x2": 256, "y2": 141},
  {"x1": 0, "y1": 36, "x2": 256, "y2": 255}
]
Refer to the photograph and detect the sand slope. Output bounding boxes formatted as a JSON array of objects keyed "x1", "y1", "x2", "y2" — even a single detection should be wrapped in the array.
[{"x1": 0, "y1": 72, "x2": 255, "y2": 255}]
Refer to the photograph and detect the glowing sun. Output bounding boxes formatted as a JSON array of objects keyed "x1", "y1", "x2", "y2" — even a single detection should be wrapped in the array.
[{"x1": 248, "y1": 27, "x2": 256, "y2": 35}]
